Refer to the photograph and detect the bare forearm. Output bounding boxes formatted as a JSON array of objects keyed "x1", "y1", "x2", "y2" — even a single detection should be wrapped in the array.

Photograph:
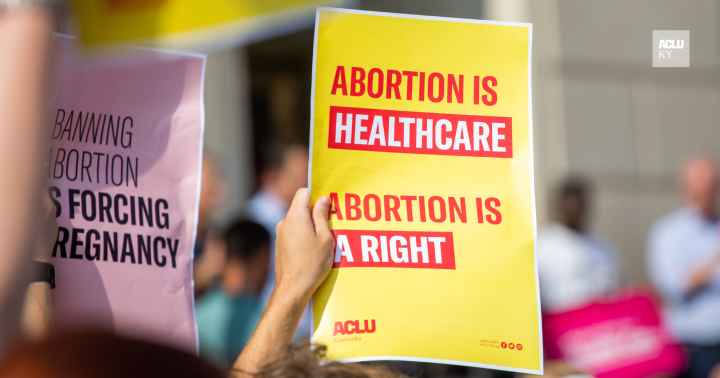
[
  {"x1": 232, "y1": 191, "x2": 332, "y2": 376},
  {"x1": 0, "y1": 6, "x2": 54, "y2": 349},
  {"x1": 232, "y1": 288, "x2": 309, "y2": 376}
]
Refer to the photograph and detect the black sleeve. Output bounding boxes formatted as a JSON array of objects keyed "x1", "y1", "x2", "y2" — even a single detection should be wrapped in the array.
[{"x1": 32, "y1": 261, "x2": 55, "y2": 289}]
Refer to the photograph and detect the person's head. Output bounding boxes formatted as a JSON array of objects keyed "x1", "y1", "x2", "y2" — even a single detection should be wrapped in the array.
[
  {"x1": 0, "y1": 330, "x2": 225, "y2": 378},
  {"x1": 199, "y1": 154, "x2": 225, "y2": 232},
  {"x1": 259, "y1": 142, "x2": 308, "y2": 206},
  {"x1": 553, "y1": 176, "x2": 592, "y2": 232},
  {"x1": 222, "y1": 219, "x2": 271, "y2": 297},
  {"x1": 254, "y1": 344, "x2": 404, "y2": 378},
  {"x1": 682, "y1": 158, "x2": 719, "y2": 219}
]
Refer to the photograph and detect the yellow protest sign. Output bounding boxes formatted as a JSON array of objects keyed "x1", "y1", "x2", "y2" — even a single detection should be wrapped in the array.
[
  {"x1": 70, "y1": 0, "x2": 338, "y2": 48},
  {"x1": 309, "y1": 8, "x2": 540, "y2": 373}
]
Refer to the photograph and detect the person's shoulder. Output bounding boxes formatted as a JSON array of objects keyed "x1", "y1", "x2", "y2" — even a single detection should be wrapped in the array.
[
  {"x1": 539, "y1": 223, "x2": 582, "y2": 244},
  {"x1": 584, "y1": 233, "x2": 617, "y2": 255},
  {"x1": 648, "y1": 208, "x2": 694, "y2": 249},
  {"x1": 651, "y1": 208, "x2": 691, "y2": 234},
  {"x1": 245, "y1": 192, "x2": 264, "y2": 213},
  {"x1": 538, "y1": 223, "x2": 567, "y2": 240},
  {"x1": 537, "y1": 224, "x2": 576, "y2": 256},
  {"x1": 196, "y1": 288, "x2": 227, "y2": 311}
]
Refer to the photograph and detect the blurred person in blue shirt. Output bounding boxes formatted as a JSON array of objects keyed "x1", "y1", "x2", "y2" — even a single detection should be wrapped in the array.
[
  {"x1": 649, "y1": 159, "x2": 720, "y2": 378},
  {"x1": 246, "y1": 142, "x2": 311, "y2": 340},
  {"x1": 246, "y1": 143, "x2": 308, "y2": 237},
  {"x1": 196, "y1": 219, "x2": 270, "y2": 367}
]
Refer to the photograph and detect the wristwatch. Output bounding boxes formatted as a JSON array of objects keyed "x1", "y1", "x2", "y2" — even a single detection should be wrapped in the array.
[{"x1": 32, "y1": 261, "x2": 55, "y2": 289}]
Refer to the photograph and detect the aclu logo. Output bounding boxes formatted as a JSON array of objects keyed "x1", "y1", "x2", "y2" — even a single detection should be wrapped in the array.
[
  {"x1": 658, "y1": 39, "x2": 685, "y2": 49},
  {"x1": 333, "y1": 319, "x2": 376, "y2": 336},
  {"x1": 653, "y1": 30, "x2": 689, "y2": 67}
]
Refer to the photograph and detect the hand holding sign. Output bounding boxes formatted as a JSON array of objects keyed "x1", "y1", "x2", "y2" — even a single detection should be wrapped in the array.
[
  {"x1": 234, "y1": 189, "x2": 334, "y2": 375},
  {"x1": 275, "y1": 189, "x2": 334, "y2": 303}
]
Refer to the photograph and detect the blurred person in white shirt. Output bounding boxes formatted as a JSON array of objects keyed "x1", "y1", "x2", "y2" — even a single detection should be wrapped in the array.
[{"x1": 538, "y1": 176, "x2": 620, "y2": 313}]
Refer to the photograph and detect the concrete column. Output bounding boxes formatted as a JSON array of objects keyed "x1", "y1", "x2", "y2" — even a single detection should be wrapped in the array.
[
  {"x1": 485, "y1": 0, "x2": 569, "y2": 223},
  {"x1": 203, "y1": 49, "x2": 253, "y2": 224}
]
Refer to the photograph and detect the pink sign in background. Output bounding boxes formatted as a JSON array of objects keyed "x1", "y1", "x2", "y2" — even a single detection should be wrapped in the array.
[
  {"x1": 49, "y1": 36, "x2": 205, "y2": 351},
  {"x1": 543, "y1": 289, "x2": 686, "y2": 378}
]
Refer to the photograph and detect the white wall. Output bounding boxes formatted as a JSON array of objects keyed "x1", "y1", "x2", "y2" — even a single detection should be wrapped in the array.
[{"x1": 488, "y1": 0, "x2": 720, "y2": 283}]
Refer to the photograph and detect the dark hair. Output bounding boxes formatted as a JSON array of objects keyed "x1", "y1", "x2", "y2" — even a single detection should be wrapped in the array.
[
  {"x1": 251, "y1": 343, "x2": 405, "y2": 378},
  {"x1": 259, "y1": 142, "x2": 308, "y2": 173},
  {"x1": 223, "y1": 219, "x2": 271, "y2": 263},
  {"x1": 0, "y1": 330, "x2": 225, "y2": 378},
  {"x1": 556, "y1": 175, "x2": 591, "y2": 202},
  {"x1": 552, "y1": 175, "x2": 593, "y2": 228}
]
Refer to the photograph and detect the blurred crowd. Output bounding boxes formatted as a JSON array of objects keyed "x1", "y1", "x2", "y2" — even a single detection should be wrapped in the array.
[
  {"x1": 535, "y1": 159, "x2": 720, "y2": 378},
  {"x1": 191, "y1": 144, "x2": 720, "y2": 378},
  {"x1": 193, "y1": 144, "x2": 310, "y2": 367}
]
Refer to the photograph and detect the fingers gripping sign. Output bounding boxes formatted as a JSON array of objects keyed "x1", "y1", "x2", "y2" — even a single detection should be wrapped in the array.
[{"x1": 275, "y1": 188, "x2": 334, "y2": 302}]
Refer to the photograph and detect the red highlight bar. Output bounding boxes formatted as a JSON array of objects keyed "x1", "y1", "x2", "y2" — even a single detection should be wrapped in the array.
[
  {"x1": 332, "y1": 229, "x2": 455, "y2": 269},
  {"x1": 328, "y1": 106, "x2": 512, "y2": 157}
]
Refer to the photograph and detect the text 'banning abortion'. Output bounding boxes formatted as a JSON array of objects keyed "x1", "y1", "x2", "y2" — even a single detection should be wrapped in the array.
[
  {"x1": 328, "y1": 106, "x2": 512, "y2": 157},
  {"x1": 333, "y1": 229, "x2": 455, "y2": 269}
]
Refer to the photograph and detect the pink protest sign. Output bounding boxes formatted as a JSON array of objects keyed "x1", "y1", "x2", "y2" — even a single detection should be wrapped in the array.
[
  {"x1": 48, "y1": 35, "x2": 205, "y2": 350},
  {"x1": 543, "y1": 289, "x2": 685, "y2": 378}
]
